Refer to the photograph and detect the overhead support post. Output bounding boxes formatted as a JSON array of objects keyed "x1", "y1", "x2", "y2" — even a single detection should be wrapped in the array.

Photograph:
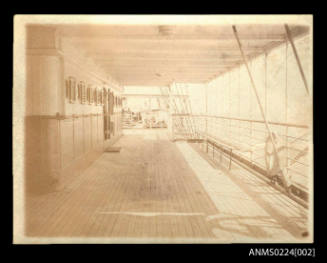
[
  {"x1": 284, "y1": 24, "x2": 310, "y2": 96},
  {"x1": 167, "y1": 85, "x2": 173, "y2": 138},
  {"x1": 205, "y1": 83, "x2": 208, "y2": 139},
  {"x1": 232, "y1": 25, "x2": 289, "y2": 189}
]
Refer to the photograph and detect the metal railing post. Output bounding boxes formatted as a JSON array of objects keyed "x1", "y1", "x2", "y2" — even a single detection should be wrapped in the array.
[{"x1": 229, "y1": 148, "x2": 233, "y2": 170}]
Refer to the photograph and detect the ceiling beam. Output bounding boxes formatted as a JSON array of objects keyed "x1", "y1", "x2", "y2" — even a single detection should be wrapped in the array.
[
  {"x1": 111, "y1": 74, "x2": 216, "y2": 79},
  {"x1": 72, "y1": 39, "x2": 281, "y2": 51},
  {"x1": 99, "y1": 64, "x2": 240, "y2": 71},
  {"x1": 104, "y1": 67, "x2": 232, "y2": 73},
  {"x1": 99, "y1": 60, "x2": 241, "y2": 66},
  {"x1": 93, "y1": 55, "x2": 248, "y2": 62},
  {"x1": 104, "y1": 71, "x2": 231, "y2": 77},
  {"x1": 102, "y1": 67, "x2": 237, "y2": 73},
  {"x1": 85, "y1": 47, "x2": 264, "y2": 56},
  {"x1": 111, "y1": 77, "x2": 219, "y2": 82},
  {"x1": 113, "y1": 79, "x2": 218, "y2": 83},
  {"x1": 122, "y1": 94, "x2": 188, "y2": 98},
  {"x1": 99, "y1": 58, "x2": 241, "y2": 62},
  {"x1": 108, "y1": 71, "x2": 224, "y2": 75},
  {"x1": 66, "y1": 34, "x2": 287, "y2": 41},
  {"x1": 105, "y1": 72, "x2": 226, "y2": 79},
  {"x1": 114, "y1": 73, "x2": 212, "y2": 78},
  {"x1": 81, "y1": 45, "x2": 269, "y2": 54},
  {"x1": 106, "y1": 71, "x2": 226, "y2": 76},
  {"x1": 102, "y1": 69, "x2": 238, "y2": 74},
  {"x1": 121, "y1": 81, "x2": 206, "y2": 86}
]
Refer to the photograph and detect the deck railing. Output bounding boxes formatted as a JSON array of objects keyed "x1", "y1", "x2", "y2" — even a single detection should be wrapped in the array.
[{"x1": 172, "y1": 114, "x2": 310, "y2": 203}]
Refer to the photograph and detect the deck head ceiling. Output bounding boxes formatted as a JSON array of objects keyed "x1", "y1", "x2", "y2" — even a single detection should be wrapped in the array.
[{"x1": 58, "y1": 24, "x2": 309, "y2": 86}]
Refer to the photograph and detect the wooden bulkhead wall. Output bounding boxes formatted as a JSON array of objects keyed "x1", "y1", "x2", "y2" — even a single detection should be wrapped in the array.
[{"x1": 25, "y1": 26, "x2": 123, "y2": 193}]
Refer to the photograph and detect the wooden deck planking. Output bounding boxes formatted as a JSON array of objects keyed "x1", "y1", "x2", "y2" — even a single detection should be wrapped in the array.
[{"x1": 25, "y1": 129, "x2": 309, "y2": 242}]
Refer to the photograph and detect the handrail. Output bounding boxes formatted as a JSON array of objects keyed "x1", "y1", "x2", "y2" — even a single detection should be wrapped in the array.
[{"x1": 192, "y1": 114, "x2": 309, "y2": 196}]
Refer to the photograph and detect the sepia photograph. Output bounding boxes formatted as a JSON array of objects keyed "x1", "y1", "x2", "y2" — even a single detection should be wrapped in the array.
[{"x1": 13, "y1": 15, "x2": 313, "y2": 244}]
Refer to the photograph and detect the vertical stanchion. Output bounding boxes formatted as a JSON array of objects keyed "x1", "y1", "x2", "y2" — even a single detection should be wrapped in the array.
[
  {"x1": 205, "y1": 83, "x2": 208, "y2": 140},
  {"x1": 285, "y1": 40, "x2": 289, "y2": 182},
  {"x1": 229, "y1": 148, "x2": 233, "y2": 170},
  {"x1": 185, "y1": 83, "x2": 198, "y2": 138},
  {"x1": 228, "y1": 72, "x2": 231, "y2": 146},
  {"x1": 238, "y1": 67, "x2": 241, "y2": 148},
  {"x1": 220, "y1": 147, "x2": 222, "y2": 164},
  {"x1": 284, "y1": 24, "x2": 310, "y2": 96}
]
